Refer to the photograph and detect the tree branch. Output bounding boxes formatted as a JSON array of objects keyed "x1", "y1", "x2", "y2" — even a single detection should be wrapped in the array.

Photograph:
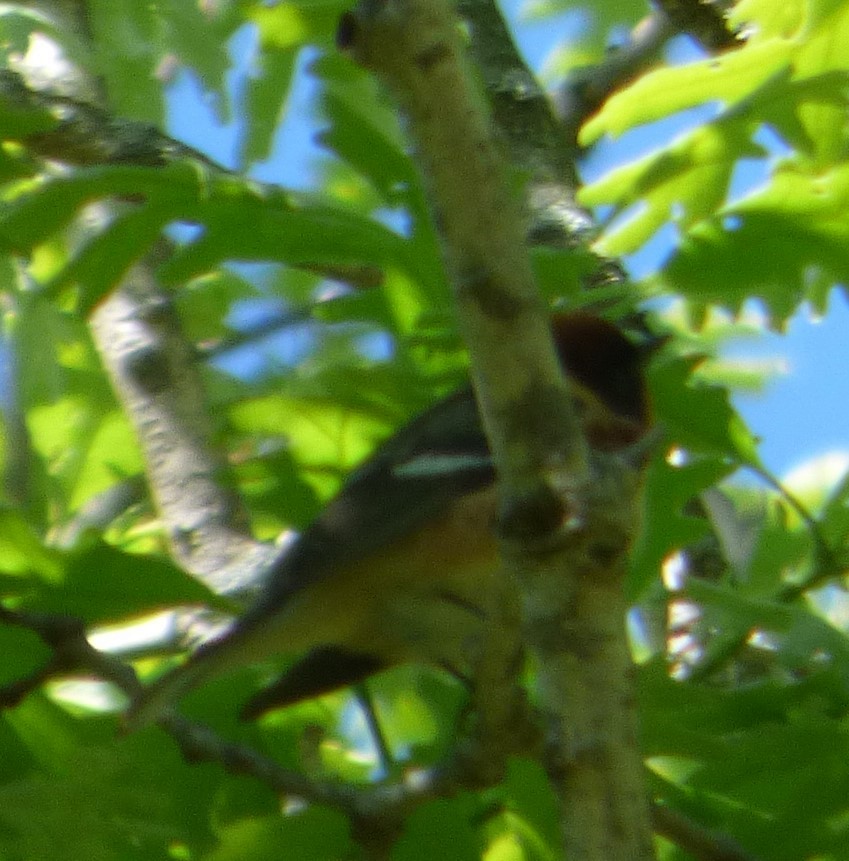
[
  {"x1": 89, "y1": 264, "x2": 272, "y2": 595},
  {"x1": 555, "y1": 11, "x2": 675, "y2": 149},
  {"x1": 554, "y1": 3, "x2": 739, "y2": 151},
  {"x1": 457, "y1": 1, "x2": 593, "y2": 247},
  {"x1": 343, "y1": 3, "x2": 654, "y2": 858},
  {"x1": 7, "y1": 5, "x2": 270, "y2": 597},
  {"x1": 653, "y1": 804, "x2": 763, "y2": 861},
  {"x1": 0, "y1": 602, "x2": 523, "y2": 855},
  {"x1": 0, "y1": 599, "x2": 755, "y2": 860},
  {"x1": 0, "y1": 68, "x2": 221, "y2": 168}
]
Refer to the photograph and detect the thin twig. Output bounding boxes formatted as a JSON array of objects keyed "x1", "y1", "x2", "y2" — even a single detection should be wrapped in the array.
[
  {"x1": 747, "y1": 462, "x2": 845, "y2": 598},
  {"x1": 353, "y1": 684, "x2": 396, "y2": 776},
  {"x1": 0, "y1": 603, "x2": 449, "y2": 828},
  {"x1": 652, "y1": 804, "x2": 763, "y2": 861},
  {"x1": 555, "y1": 11, "x2": 675, "y2": 148}
]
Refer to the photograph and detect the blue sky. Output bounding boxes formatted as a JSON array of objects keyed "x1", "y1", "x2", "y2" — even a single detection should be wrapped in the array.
[{"x1": 165, "y1": 2, "x2": 848, "y2": 482}]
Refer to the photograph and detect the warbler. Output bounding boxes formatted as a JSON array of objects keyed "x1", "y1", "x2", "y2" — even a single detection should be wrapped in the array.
[{"x1": 126, "y1": 313, "x2": 650, "y2": 729}]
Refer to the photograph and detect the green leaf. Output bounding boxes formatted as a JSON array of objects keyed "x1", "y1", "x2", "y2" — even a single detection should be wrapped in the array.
[
  {"x1": 367, "y1": 664, "x2": 464, "y2": 762},
  {"x1": 315, "y1": 52, "x2": 413, "y2": 200},
  {"x1": 581, "y1": 39, "x2": 794, "y2": 144},
  {"x1": 238, "y1": 47, "x2": 298, "y2": 166},
  {"x1": 160, "y1": 201, "x2": 412, "y2": 285},
  {"x1": 1, "y1": 163, "x2": 416, "y2": 312},
  {"x1": 0, "y1": 162, "x2": 204, "y2": 253},
  {"x1": 55, "y1": 207, "x2": 181, "y2": 314},
  {"x1": 790, "y1": 0, "x2": 849, "y2": 163},
  {"x1": 13, "y1": 298, "x2": 147, "y2": 521},
  {"x1": 176, "y1": 269, "x2": 261, "y2": 348},
  {"x1": 159, "y1": 0, "x2": 232, "y2": 107},
  {"x1": 22, "y1": 539, "x2": 219, "y2": 623},
  {"x1": 503, "y1": 758, "x2": 559, "y2": 856},
  {"x1": 0, "y1": 93, "x2": 58, "y2": 139},
  {"x1": 0, "y1": 713, "x2": 221, "y2": 860},
  {"x1": 0, "y1": 509, "x2": 62, "y2": 583},
  {"x1": 740, "y1": 501, "x2": 810, "y2": 595},
  {"x1": 24, "y1": 386, "x2": 141, "y2": 519},
  {"x1": 729, "y1": 0, "x2": 805, "y2": 40},
  {"x1": 641, "y1": 659, "x2": 784, "y2": 756},
  {"x1": 685, "y1": 578, "x2": 849, "y2": 680},
  {"x1": 88, "y1": 0, "x2": 165, "y2": 123},
  {"x1": 528, "y1": 0, "x2": 647, "y2": 73},
  {"x1": 628, "y1": 455, "x2": 731, "y2": 600},
  {"x1": 0, "y1": 146, "x2": 40, "y2": 186},
  {"x1": 0, "y1": 8, "x2": 73, "y2": 64},
  {"x1": 819, "y1": 463, "x2": 849, "y2": 548},
  {"x1": 4, "y1": 693, "x2": 93, "y2": 771},
  {"x1": 229, "y1": 392, "x2": 393, "y2": 501},
  {"x1": 649, "y1": 355, "x2": 759, "y2": 461},
  {"x1": 248, "y1": 0, "x2": 349, "y2": 49},
  {"x1": 0, "y1": 624, "x2": 50, "y2": 687},
  {"x1": 582, "y1": 120, "x2": 761, "y2": 256},
  {"x1": 394, "y1": 796, "x2": 481, "y2": 861},
  {"x1": 743, "y1": 69, "x2": 849, "y2": 157},
  {"x1": 207, "y1": 807, "x2": 350, "y2": 861},
  {"x1": 0, "y1": 178, "x2": 101, "y2": 253},
  {"x1": 530, "y1": 245, "x2": 600, "y2": 301},
  {"x1": 319, "y1": 92, "x2": 414, "y2": 200},
  {"x1": 660, "y1": 211, "x2": 849, "y2": 325},
  {"x1": 233, "y1": 446, "x2": 322, "y2": 537}
]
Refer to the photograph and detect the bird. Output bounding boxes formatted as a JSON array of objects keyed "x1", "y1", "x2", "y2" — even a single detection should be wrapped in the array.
[{"x1": 125, "y1": 312, "x2": 651, "y2": 730}]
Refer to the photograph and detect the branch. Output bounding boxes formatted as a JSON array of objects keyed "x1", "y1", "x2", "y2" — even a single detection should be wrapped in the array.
[
  {"x1": 89, "y1": 265, "x2": 273, "y2": 596},
  {"x1": 0, "y1": 602, "x2": 524, "y2": 856},
  {"x1": 0, "y1": 68, "x2": 389, "y2": 295},
  {"x1": 0, "y1": 605, "x2": 395, "y2": 810},
  {"x1": 342, "y1": 3, "x2": 654, "y2": 858},
  {"x1": 555, "y1": 11, "x2": 675, "y2": 149},
  {"x1": 49, "y1": 476, "x2": 147, "y2": 547},
  {"x1": 652, "y1": 804, "x2": 763, "y2": 861},
  {"x1": 457, "y1": 1, "x2": 593, "y2": 250},
  {"x1": 554, "y1": 4, "x2": 739, "y2": 150},
  {"x1": 0, "y1": 605, "x2": 141, "y2": 706},
  {"x1": 457, "y1": 0, "x2": 652, "y2": 313},
  {"x1": 748, "y1": 463, "x2": 846, "y2": 599},
  {"x1": 1, "y1": 601, "x2": 756, "y2": 861},
  {"x1": 0, "y1": 68, "x2": 222, "y2": 168},
  {"x1": 6, "y1": 7, "x2": 271, "y2": 596}
]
